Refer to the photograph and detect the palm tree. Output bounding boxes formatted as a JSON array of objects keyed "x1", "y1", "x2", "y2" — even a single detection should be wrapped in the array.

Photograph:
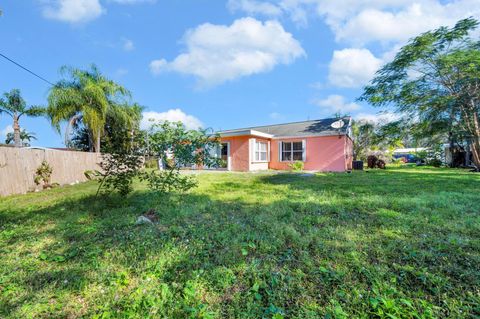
[
  {"x1": 5, "y1": 129, "x2": 36, "y2": 146},
  {"x1": 0, "y1": 89, "x2": 44, "y2": 147},
  {"x1": 47, "y1": 65, "x2": 130, "y2": 152}
]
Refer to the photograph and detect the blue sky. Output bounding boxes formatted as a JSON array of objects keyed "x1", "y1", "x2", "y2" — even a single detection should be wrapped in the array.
[{"x1": 1, "y1": 0, "x2": 479, "y2": 147}]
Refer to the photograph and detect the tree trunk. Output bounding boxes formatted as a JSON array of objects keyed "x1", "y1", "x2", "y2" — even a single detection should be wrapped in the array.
[
  {"x1": 88, "y1": 130, "x2": 94, "y2": 153},
  {"x1": 465, "y1": 140, "x2": 471, "y2": 166},
  {"x1": 471, "y1": 112, "x2": 480, "y2": 171},
  {"x1": 95, "y1": 130, "x2": 101, "y2": 153},
  {"x1": 13, "y1": 114, "x2": 21, "y2": 147},
  {"x1": 448, "y1": 131, "x2": 455, "y2": 168},
  {"x1": 471, "y1": 139, "x2": 480, "y2": 171}
]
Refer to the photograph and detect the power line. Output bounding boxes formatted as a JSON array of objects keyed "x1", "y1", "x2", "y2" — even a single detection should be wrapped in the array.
[{"x1": 0, "y1": 52, "x2": 55, "y2": 86}]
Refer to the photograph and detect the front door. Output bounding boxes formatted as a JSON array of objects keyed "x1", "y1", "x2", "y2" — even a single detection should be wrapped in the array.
[{"x1": 219, "y1": 142, "x2": 230, "y2": 170}]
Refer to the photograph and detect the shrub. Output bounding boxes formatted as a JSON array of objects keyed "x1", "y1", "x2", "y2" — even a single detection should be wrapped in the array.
[
  {"x1": 86, "y1": 153, "x2": 144, "y2": 197},
  {"x1": 34, "y1": 160, "x2": 55, "y2": 189},
  {"x1": 367, "y1": 155, "x2": 378, "y2": 169},
  {"x1": 140, "y1": 170, "x2": 197, "y2": 194},
  {"x1": 145, "y1": 121, "x2": 221, "y2": 195},
  {"x1": 144, "y1": 157, "x2": 158, "y2": 169},
  {"x1": 428, "y1": 158, "x2": 442, "y2": 167},
  {"x1": 367, "y1": 155, "x2": 387, "y2": 169},
  {"x1": 288, "y1": 161, "x2": 304, "y2": 171},
  {"x1": 392, "y1": 158, "x2": 404, "y2": 165},
  {"x1": 426, "y1": 145, "x2": 444, "y2": 167},
  {"x1": 377, "y1": 159, "x2": 386, "y2": 169},
  {"x1": 415, "y1": 146, "x2": 444, "y2": 167}
]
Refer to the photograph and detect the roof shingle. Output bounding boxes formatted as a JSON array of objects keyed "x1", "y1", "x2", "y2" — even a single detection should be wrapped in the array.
[{"x1": 218, "y1": 117, "x2": 351, "y2": 138}]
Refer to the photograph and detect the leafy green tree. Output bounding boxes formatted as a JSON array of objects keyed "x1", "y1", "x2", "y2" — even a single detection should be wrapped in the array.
[
  {"x1": 5, "y1": 129, "x2": 36, "y2": 146},
  {"x1": 68, "y1": 102, "x2": 144, "y2": 152},
  {"x1": 352, "y1": 119, "x2": 404, "y2": 161},
  {"x1": 84, "y1": 111, "x2": 146, "y2": 197},
  {"x1": 47, "y1": 65, "x2": 130, "y2": 152},
  {"x1": 142, "y1": 121, "x2": 221, "y2": 195},
  {"x1": 0, "y1": 89, "x2": 44, "y2": 147},
  {"x1": 360, "y1": 18, "x2": 480, "y2": 170},
  {"x1": 352, "y1": 120, "x2": 375, "y2": 161}
]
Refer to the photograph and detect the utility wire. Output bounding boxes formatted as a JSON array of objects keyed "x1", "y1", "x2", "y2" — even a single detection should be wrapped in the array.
[{"x1": 0, "y1": 52, "x2": 55, "y2": 86}]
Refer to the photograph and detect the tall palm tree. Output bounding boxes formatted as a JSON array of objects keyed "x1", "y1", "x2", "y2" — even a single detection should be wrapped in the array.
[
  {"x1": 5, "y1": 129, "x2": 36, "y2": 146},
  {"x1": 47, "y1": 65, "x2": 130, "y2": 152},
  {"x1": 0, "y1": 89, "x2": 44, "y2": 147}
]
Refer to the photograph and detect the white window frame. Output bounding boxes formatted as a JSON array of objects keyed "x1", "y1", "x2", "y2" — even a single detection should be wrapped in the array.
[
  {"x1": 279, "y1": 140, "x2": 306, "y2": 162},
  {"x1": 253, "y1": 140, "x2": 269, "y2": 162}
]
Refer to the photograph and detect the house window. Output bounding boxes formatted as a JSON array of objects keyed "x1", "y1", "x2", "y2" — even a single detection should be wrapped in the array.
[
  {"x1": 281, "y1": 141, "x2": 304, "y2": 161},
  {"x1": 255, "y1": 141, "x2": 268, "y2": 162}
]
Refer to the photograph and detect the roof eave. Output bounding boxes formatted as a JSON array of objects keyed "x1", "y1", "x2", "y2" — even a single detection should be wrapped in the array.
[
  {"x1": 218, "y1": 129, "x2": 274, "y2": 139},
  {"x1": 270, "y1": 132, "x2": 347, "y2": 139}
]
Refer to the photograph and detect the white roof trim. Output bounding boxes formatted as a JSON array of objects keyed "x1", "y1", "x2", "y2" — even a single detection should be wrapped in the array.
[
  {"x1": 271, "y1": 133, "x2": 346, "y2": 139},
  {"x1": 219, "y1": 129, "x2": 274, "y2": 138}
]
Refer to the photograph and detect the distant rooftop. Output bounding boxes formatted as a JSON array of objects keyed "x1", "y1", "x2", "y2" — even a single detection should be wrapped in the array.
[{"x1": 218, "y1": 117, "x2": 352, "y2": 138}]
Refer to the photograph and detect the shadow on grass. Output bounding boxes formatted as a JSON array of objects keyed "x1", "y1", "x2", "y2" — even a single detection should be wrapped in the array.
[{"x1": 0, "y1": 172, "x2": 479, "y2": 318}]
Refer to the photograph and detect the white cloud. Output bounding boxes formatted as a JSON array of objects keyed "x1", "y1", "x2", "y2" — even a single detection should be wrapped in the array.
[
  {"x1": 122, "y1": 38, "x2": 135, "y2": 51},
  {"x1": 333, "y1": 2, "x2": 478, "y2": 45},
  {"x1": 312, "y1": 95, "x2": 360, "y2": 114},
  {"x1": 149, "y1": 17, "x2": 305, "y2": 87},
  {"x1": 229, "y1": 1, "x2": 480, "y2": 44},
  {"x1": 42, "y1": 0, "x2": 104, "y2": 23},
  {"x1": 355, "y1": 112, "x2": 399, "y2": 124},
  {"x1": 149, "y1": 59, "x2": 168, "y2": 75},
  {"x1": 1, "y1": 125, "x2": 13, "y2": 138},
  {"x1": 141, "y1": 109, "x2": 203, "y2": 130},
  {"x1": 227, "y1": 0, "x2": 282, "y2": 16},
  {"x1": 328, "y1": 48, "x2": 383, "y2": 88}
]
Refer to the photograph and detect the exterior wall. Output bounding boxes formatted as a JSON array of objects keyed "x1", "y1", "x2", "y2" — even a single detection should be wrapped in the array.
[
  {"x1": 270, "y1": 135, "x2": 348, "y2": 172},
  {"x1": 249, "y1": 137, "x2": 270, "y2": 171},
  {"x1": 220, "y1": 134, "x2": 351, "y2": 172},
  {"x1": 250, "y1": 162, "x2": 269, "y2": 171},
  {"x1": 220, "y1": 136, "x2": 250, "y2": 171},
  {"x1": 345, "y1": 136, "x2": 353, "y2": 171},
  {"x1": 0, "y1": 147, "x2": 102, "y2": 196}
]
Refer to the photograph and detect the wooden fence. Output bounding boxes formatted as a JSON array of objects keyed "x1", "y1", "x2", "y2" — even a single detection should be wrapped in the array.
[{"x1": 0, "y1": 147, "x2": 102, "y2": 197}]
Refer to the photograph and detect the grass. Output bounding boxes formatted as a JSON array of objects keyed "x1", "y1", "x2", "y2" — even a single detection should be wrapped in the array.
[{"x1": 0, "y1": 166, "x2": 479, "y2": 318}]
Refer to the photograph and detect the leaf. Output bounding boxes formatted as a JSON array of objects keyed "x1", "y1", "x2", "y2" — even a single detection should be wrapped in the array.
[
  {"x1": 369, "y1": 297, "x2": 379, "y2": 309},
  {"x1": 53, "y1": 255, "x2": 66, "y2": 262},
  {"x1": 319, "y1": 266, "x2": 329, "y2": 273},
  {"x1": 241, "y1": 248, "x2": 248, "y2": 256}
]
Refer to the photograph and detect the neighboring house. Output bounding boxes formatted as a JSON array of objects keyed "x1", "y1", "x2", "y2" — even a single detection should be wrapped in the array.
[
  {"x1": 210, "y1": 117, "x2": 353, "y2": 172},
  {"x1": 392, "y1": 147, "x2": 427, "y2": 163}
]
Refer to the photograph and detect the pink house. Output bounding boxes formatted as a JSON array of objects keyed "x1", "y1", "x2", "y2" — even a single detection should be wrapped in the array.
[{"x1": 212, "y1": 117, "x2": 353, "y2": 172}]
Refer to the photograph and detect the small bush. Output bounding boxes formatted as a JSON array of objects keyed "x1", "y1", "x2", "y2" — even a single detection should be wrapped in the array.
[
  {"x1": 428, "y1": 158, "x2": 442, "y2": 167},
  {"x1": 86, "y1": 153, "x2": 144, "y2": 197},
  {"x1": 377, "y1": 159, "x2": 386, "y2": 169},
  {"x1": 367, "y1": 155, "x2": 386, "y2": 169},
  {"x1": 367, "y1": 155, "x2": 378, "y2": 169},
  {"x1": 391, "y1": 158, "x2": 404, "y2": 165},
  {"x1": 144, "y1": 157, "x2": 159, "y2": 169},
  {"x1": 140, "y1": 170, "x2": 197, "y2": 194},
  {"x1": 34, "y1": 160, "x2": 54, "y2": 189},
  {"x1": 288, "y1": 161, "x2": 304, "y2": 171}
]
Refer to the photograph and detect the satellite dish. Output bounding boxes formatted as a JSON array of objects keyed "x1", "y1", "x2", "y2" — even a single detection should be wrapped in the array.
[{"x1": 331, "y1": 120, "x2": 345, "y2": 129}]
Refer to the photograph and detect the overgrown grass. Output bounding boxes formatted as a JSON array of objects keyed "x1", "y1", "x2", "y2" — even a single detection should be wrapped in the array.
[{"x1": 0, "y1": 166, "x2": 479, "y2": 318}]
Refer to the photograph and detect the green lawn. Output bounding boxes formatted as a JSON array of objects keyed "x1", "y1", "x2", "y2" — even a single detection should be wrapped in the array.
[{"x1": 0, "y1": 166, "x2": 479, "y2": 318}]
